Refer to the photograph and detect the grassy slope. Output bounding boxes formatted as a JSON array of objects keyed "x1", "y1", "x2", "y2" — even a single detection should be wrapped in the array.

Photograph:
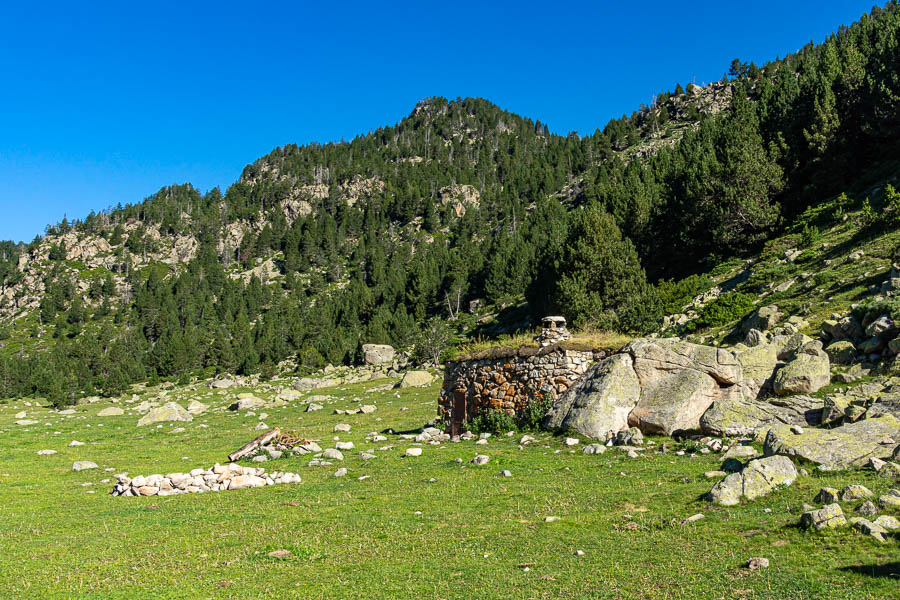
[
  {"x1": 679, "y1": 170, "x2": 900, "y2": 346},
  {"x1": 1, "y1": 379, "x2": 897, "y2": 599}
]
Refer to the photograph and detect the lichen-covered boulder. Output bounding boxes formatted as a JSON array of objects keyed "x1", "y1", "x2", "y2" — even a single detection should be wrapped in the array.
[
  {"x1": 700, "y1": 395, "x2": 821, "y2": 437},
  {"x1": 707, "y1": 472, "x2": 743, "y2": 506},
  {"x1": 624, "y1": 338, "x2": 742, "y2": 435},
  {"x1": 707, "y1": 455, "x2": 797, "y2": 505},
  {"x1": 868, "y1": 392, "x2": 900, "y2": 420},
  {"x1": 825, "y1": 340, "x2": 857, "y2": 365},
  {"x1": 763, "y1": 415, "x2": 900, "y2": 468},
  {"x1": 771, "y1": 333, "x2": 814, "y2": 360},
  {"x1": 741, "y1": 455, "x2": 798, "y2": 500},
  {"x1": 626, "y1": 338, "x2": 742, "y2": 386},
  {"x1": 362, "y1": 344, "x2": 395, "y2": 365},
  {"x1": 544, "y1": 354, "x2": 640, "y2": 439},
  {"x1": 801, "y1": 504, "x2": 847, "y2": 530},
  {"x1": 735, "y1": 343, "x2": 779, "y2": 398},
  {"x1": 773, "y1": 341, "x2": 830, "y2": 395},
  {"x1": 399, "y1": 370, "x2": 434, "y2": 387},
  {"x1": 137, "y1": 402, "x2": 192, "y2": 426}
]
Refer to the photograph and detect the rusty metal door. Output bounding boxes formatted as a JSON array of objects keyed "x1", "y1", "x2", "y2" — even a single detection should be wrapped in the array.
[{"x1": 450, "y1": 390, "x2": 466, "y2": 437}]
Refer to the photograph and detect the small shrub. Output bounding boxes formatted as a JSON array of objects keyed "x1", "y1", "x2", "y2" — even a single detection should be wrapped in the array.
[
  {"x1": 859, "y1": 198, "x2": 876, "y2": 227},
  {"x1": 655, "y1": 273, "x2": 713, "y2": 315},
  {"x1": 813, "y1": 272, "x2": 833, "y2": 287},
  {"x1": 684, "y1": 292, "x2": 756, "y2": 333},
  {"x1": 518, "y1": 396, "x2": 553, "y2": 431},
  {"x1": 468, "y1": 409, "x2": 517, "y2": 435},
  {"x1": 800, "y1": 224, "x2": 820, "y2": 247},
  {"x1": 851, "y1": 298, "x2": 900, "y2": 326}
]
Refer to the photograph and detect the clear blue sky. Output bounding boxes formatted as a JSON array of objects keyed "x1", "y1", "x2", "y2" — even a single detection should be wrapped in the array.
[{"x1": 0, "y1": 0, "x2": 878, "y2": 242}]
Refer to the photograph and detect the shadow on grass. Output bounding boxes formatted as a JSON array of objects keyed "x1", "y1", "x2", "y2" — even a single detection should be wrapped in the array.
[{"x1": 838, "y1": 562, "x2": 900, "y2": 579}]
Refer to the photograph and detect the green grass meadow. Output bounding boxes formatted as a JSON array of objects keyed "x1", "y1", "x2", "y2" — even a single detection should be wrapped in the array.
[{"x1": 0, "y1": 379, "x2": 898, "y2": 599}]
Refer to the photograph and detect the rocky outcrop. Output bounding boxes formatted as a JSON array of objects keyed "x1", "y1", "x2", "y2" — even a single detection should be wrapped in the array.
[
  {"x1": 546, "y1": 338, "x2": 743, "y2": 438},
  {"x1": 544, "y1": 335, "x2": 831, "y2": 441},
  {"x1": 763, "y1": 415, "x2": 900, "y2": 468}
]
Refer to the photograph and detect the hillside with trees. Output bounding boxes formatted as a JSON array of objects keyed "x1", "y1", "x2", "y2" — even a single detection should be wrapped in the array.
[{"x1": 0, "y1": 2, "x2": 898, "y2": 406}]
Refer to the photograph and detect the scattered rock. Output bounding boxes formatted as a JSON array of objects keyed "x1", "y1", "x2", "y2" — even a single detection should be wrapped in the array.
[
  {"x1": 470, "y1": 454, "x2": 490, "y2": 466},
  {"x1": 72, "y1": 461, "x2": 99, "y2": 471},
  {"x1": 681, "y1": 513, "x2": 705, "y2": 525},
  {"x1": 404, "y1": 448, "x2": 422, "y2": 457},
  {"x1": 856, "y1": 501, "x2": 879, "y2": 517},
  {"x1": 801, "y1": 503, "x2": 847, "y2": 530},
  {"x1": 849, "y1": 517, "x2": 889, "y2": 542},
  {"x1": 97, "y1": 407, "x2": 124, "y2": 417},
  {"x1": 841, "y1": 485, "x2": 873, "y2": 501},
  {"x1": 816, "y1": 488, "x2": 840, "y2": 504},
  {"x1": 583, "y1": 444, "x2": 606, "y2": 455},
  {"x1": 37, "y1": 449, "x2": 58, "y2": 456},
  {"x1": 137, "y1": 402, "x2": 192, "y2": 426},
  {"x1": 745, "y1": 557, "x2": 770, "y2": 570},
  {"x1": 708, "y1": 455, "x2": 797, "y2": 505},
  {"x1": 323, "y1": 448, "x2": 344, "y2": 461}
]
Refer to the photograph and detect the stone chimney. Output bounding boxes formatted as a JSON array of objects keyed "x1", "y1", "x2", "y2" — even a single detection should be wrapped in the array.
[{"x1": 538, "y1": 316, "x2": 570, "y2": 347}]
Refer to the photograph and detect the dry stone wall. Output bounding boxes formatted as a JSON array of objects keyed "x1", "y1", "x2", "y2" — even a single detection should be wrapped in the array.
[{"x1": 439, "y1": 345, "x2": 605, "y2": 423}]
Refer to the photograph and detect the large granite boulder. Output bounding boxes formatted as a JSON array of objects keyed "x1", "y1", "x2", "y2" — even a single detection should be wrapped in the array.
[
  {"x1": 825, "y1": 341, "x2": 857, "y2": 365},
  {"x1": 399, "y1": 370, "x2": 434, "y2": 387},
  {"x1": 626, "y1": 338, "x2": 742, "y2": 385},
  {"x1": 763, "y1": 415, "x2": 900, "y2": 468},
  {"x1": 136, "y1": 402, "x2": 192, "y2": 427},
  {"x1": 700, "y1": 395, "x2": 821, "y2": 437},
  {"x1": 735, "y1": 343, "x2": 779, "y2": 398},
  {"x1": 625, "y1": 339, "x2": 742, "y2": 435},
  {"x1": 628, "y1": 366, "x2": 735, "y2": 435},
  {"x1": 544, "y1": 354, "x2": 641, "y2": 439},
  {"x1": 773, "y1": 341, "x2": 830, "y2": 395},
  {"x1": 362, "y1": 344, "x2": 395, "y2": 365}
]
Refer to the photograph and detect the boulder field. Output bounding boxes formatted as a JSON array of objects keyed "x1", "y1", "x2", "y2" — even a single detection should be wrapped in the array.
[
  {"x1": 544, "y1": 336, "x2": 900, "y2": 470},
  {"x1": 546, "y1": 336, "x2": 830, "y2": 438}
]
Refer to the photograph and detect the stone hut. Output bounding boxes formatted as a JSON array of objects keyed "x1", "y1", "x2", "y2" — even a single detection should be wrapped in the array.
[{"x1": 439, "y1": 341, "x2": 607, "y2": 436}]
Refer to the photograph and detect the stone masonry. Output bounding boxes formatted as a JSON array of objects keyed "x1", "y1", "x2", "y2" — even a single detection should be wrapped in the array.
[{"x1": 439, "y1": 345, "x2": 605, "y2": 427}]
